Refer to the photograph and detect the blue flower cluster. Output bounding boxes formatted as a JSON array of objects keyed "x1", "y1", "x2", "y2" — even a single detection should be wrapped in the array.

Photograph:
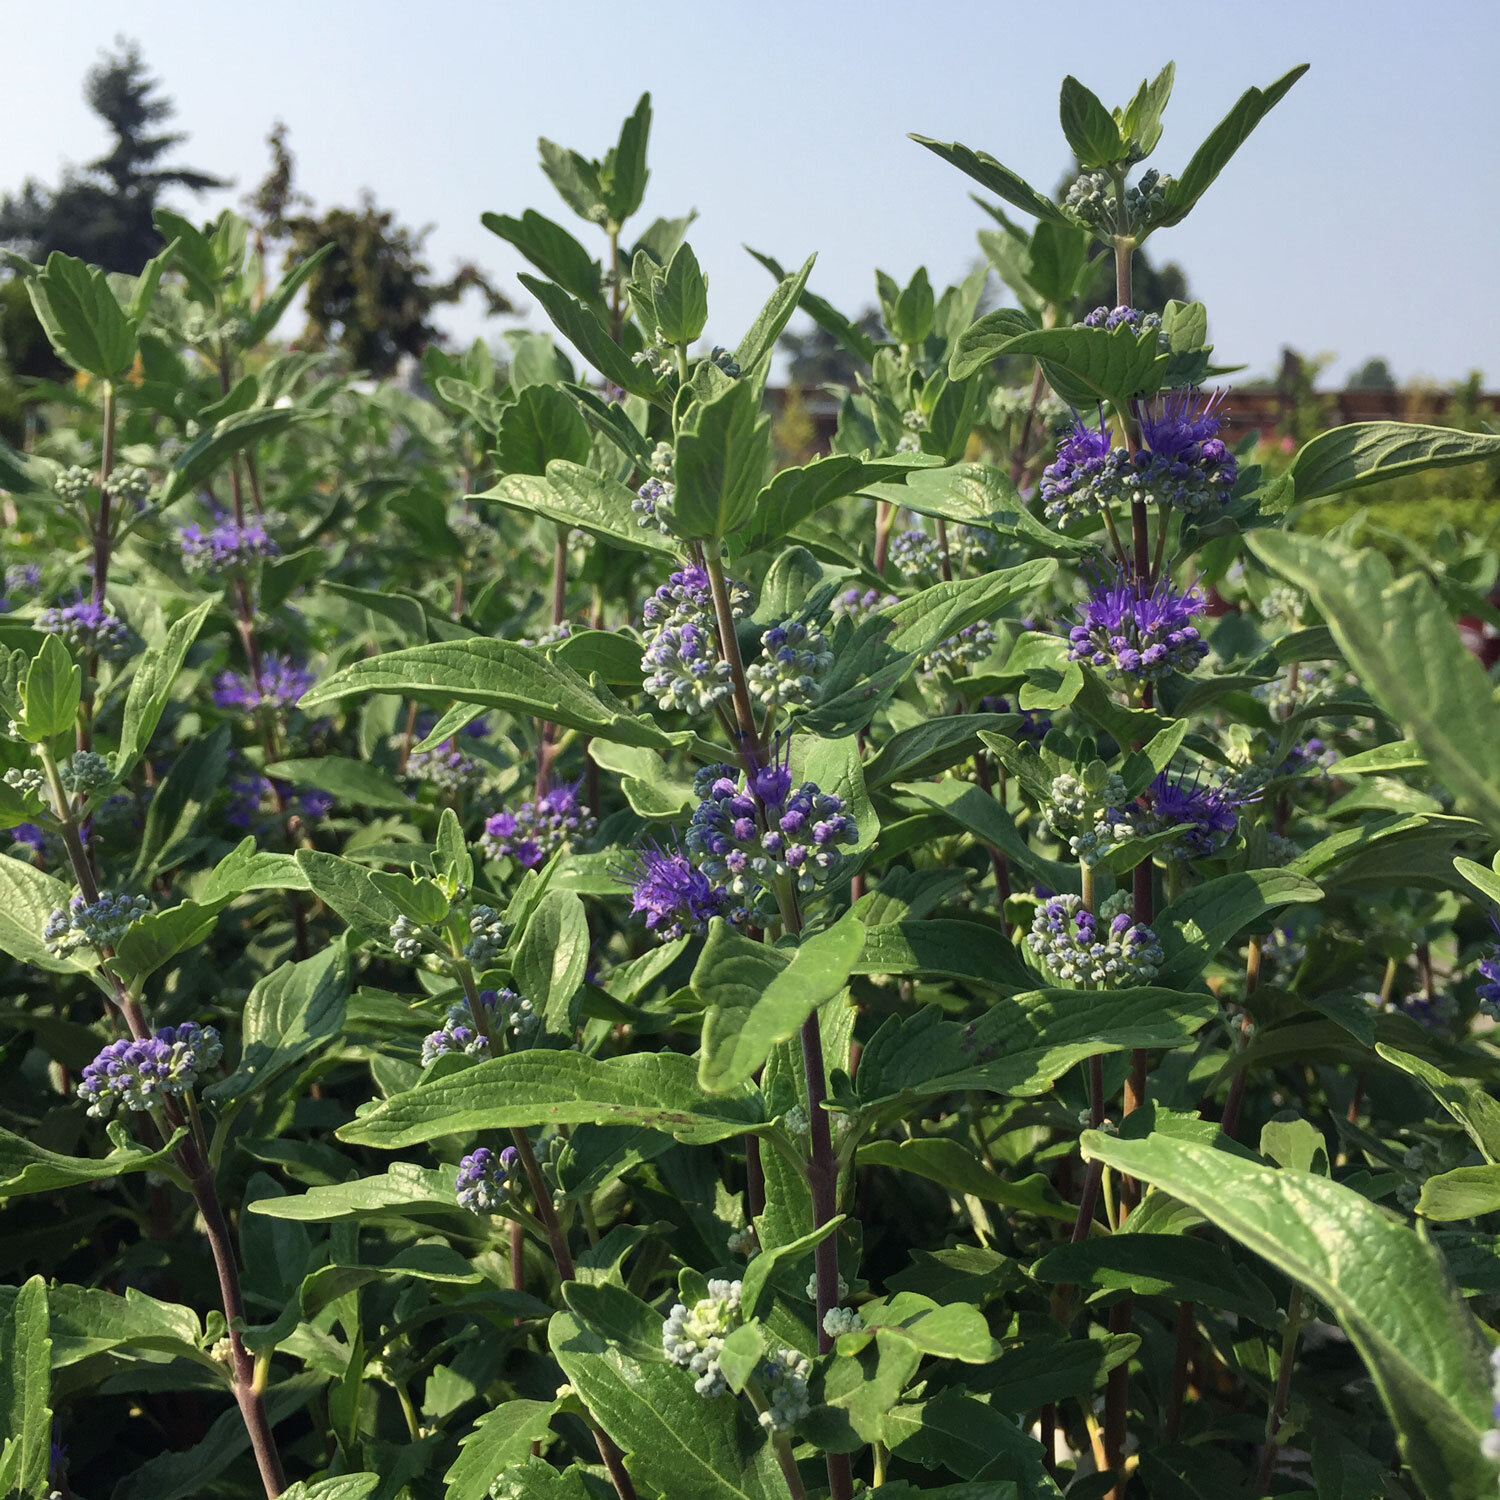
[
  {"x1": 38, "y1": 599, "x2": 133, "y2": 661},
  {"x1": 1127, "y1": 389, "x2": 1239, "y2": 518},
  {"x1": 481, "y1": 781, "x2": 595, "y2": 870},
  {"x1": 77, "y1": 1022, "x2": 223, "y2": 1117},
  {"x1": 1067, "y1": 572, "x2": 1209, "y2": 685},
  {"x1": 1080, "y1": 305, "x2": 1162, "y2": 335},
  {"x1": 686, "y1": 752, "x2": 858, "y2": 917},
  {"x1": 633, "y1": 441, "x2": 676, "y2": 534},
  {"x1": 1141, "y1": 770, "x2": 1243, "y2": 859},
  {"x1": 178, "y1": 518, "x2": 281, "y2": 576},
  {"x1": 1477, "y1": 918, "x2": 1500, "y2": 1021},
  {"x1": 639, "y1": 565, "x2": 748, "y2": 716},
  {"x1": 618, "y1": 841, "x2": 733, "y2": 941},
  {"x1": 1028, "y1": 894, "x2": 1163, "y2": 988},
  {"x1": 212, "y1": 655, "x2": 314, "y2": 714},
  {"x1": 44, "y1": 891, "x2": 150, "y2": 956},
  {"x1": 831, "y1": 586, "x2": 896, "y2": 621},
  {"x1": 1039, "y1": 413, "x2": 1129, "y2": 525},
  {"x1": 421, "y1": 988, "x2": 536, "y2": 1064},
  {"x1": 456, "y1": 1144, "x2": 519, "y2": 1214}
]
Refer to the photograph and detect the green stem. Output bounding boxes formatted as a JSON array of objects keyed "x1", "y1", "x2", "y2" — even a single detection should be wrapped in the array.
[{"x1": 1256, "y1": 1289, "x2": 1306, "y2": 1493}]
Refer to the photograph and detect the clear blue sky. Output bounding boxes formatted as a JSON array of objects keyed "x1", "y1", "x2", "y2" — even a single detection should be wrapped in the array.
[{"x1": 5, "y1": 0, "x2": 1496, "y2": 387}]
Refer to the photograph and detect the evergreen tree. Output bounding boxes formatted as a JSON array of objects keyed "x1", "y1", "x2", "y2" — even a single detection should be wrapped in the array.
[{"x1": 0, "y1": 40, "x2": 224, "y2": 272}]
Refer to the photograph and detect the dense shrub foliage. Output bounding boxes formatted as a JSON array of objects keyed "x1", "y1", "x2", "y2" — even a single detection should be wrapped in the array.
[{"x1": 6, "y1": 63, "x2": 1500, "y2": 1500}]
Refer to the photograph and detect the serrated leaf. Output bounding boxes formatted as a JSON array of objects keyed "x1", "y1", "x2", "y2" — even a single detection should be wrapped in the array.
[
  {"x1": 158, "y1": 407, "x2": 306, "y2": 506},
  {"x1": 0, "y1": 1123, "x2": 184, "y2": 1202},
  {"x1": 519, "y1": 274, "x2": 661, "y2": 400},
  {"x1": 909, "y1": 136, "x2": 1069, "y2": 227},
  {"x1": 265, "y1": 755, "x2": 413, "y2": 811},
  {"x1": 673, "y1": 377, "x2": 773, "y2": 541},
  {"x1": 1153, "y1": 869, "x2": 1323, "y2": 989},
  {"x1": 1059, "y1": 76, "x2": 1125, "y2": 167},
  {"x1": 444, "y1": 1400, "x2": 558, "y2": 1500},
  {"x1": 114, "y1": 600, "x2": 213, "y2": 775},
  {"x1": 735, "y1": 253, "x2": 816, "y2": 372},
  {"x1": 1290, "y1": 421, "x2": 1500, "y2": 503},
  {"x1": 0, "y1": 855, "x2": 97, "y2": 974}
]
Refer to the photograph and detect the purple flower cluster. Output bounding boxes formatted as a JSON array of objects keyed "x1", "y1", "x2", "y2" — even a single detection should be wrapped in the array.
[
  {"x1": 686, "y1": 748, "x2": 858, "y2": 916},
  {"x1": 831, "y1": 586, "x2": 897, "y2": 621},
  {"x1": 38, "y1": 598, "x2": 133, "y2": 661},
  {"x1": 44, "y1": 891, "x2": 150, "y2": 956},
  {"x1": 226, "y1": 775, "x2": 331, "y2": 829},
  {"x1": 1478, "y1": 917, "x2": 1500, "y2": 1021},
  {"x1": 1128, "y1": 389, "x2": 1239, "y2": 518},
  {"x1": 405, "y1": 739, "x2": 485, "y2": 796},
  {"x1": 1081, "y1": 305, "x2": 1162, "y2": 334},
  {"x1": 1, "y1": 563, "x2": 40, "y2": 611},
  {"x1": 1039, "y1": 412, "x2": 1129, "y2": 525},
  {"x1": 640, "y1": 565, "x2": 748, "y2": 717},
  {"x1": 178, "y1": 518, "x2": 281, "y2": 576},
  {"x1": 212, "y1": 654, "x2": 315, "y2": 714},
  {"x1": 456, "y1": 1144, "x2": 519, "y2": 1214},
  {"x1": 1068, "y1": 572, "x2": 1208, "y2": 685},
  {"x1": 421, "y1": 988, "x2": 536, "y2": 1064},
  {"x1": 481, "y1": 781, "x2": 595, "y2": 869},
  {"x1": 1027, "y1": 894, "x2": 1162, "y2": 988},
  {"x1": 892, "y1": 528, "x2": 942, "y2": 582},
  {"x1": 1143, "y1": 770, "x2": 1243, "y2": 859},
  {"x1": 618, "y1": 840, "x2": 733, "y2": 942},
  {"x1": 77, "y1": 1022, "x2": 223, "y2": 1117}
]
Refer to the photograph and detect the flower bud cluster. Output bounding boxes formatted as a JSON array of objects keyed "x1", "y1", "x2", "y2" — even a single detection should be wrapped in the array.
[
  {"x1": 1043, "y1": 771, "x2": 1128, "y2": 855},
  {"x1": 633, "y1": 441, "x2": 677, "y2": 534},
  {"x1": 747, "y1": 620, "x2": 833, "y2": 709},
  {"x1": 919, "y1": 620, "x2": 997, "y2": 678},
  {"x1": 2, "y1": 564, "x2": 41, "y2": 609},
  {"x1": 1064, "y1": 168, "x2": 1173, "y2": 232},
  {"x1": 662, "y1": 1279, "x2": 742, "y2": 1397},
  {"x1": 4, "y1": 767, "x2": 45, "y2": 797},
  {"x1": 422, "y1": 988, "x2": 537, "y2": 1064},
  {"x1": 107, "y1": 465, "x2": 155, "y2": 507},
  {"x1": 38, "y1": 600, "x2": 133, "y2": 661},
  {"x1": 44, "y1": 891, "x2": 150, "y2": 955},
  {"x1": 823, "y1": 1306, "x2": 865, "y2": 1338},
  {"x1": 464, "y1": 905, "x2": 509, "y2": 968},
  {"x1": 1028, "y1": 893, "x2": 1163, "y2": 988},
  {"x1": 77, "y1": 1022, "x2": 222, "y2": 1117},
  {"x1": 54, "y1": 466, "x2": 94, "y2": 504},
  {"x1": 1258, "y1": 584, "x2": 1306, "y2": 627},
  {"x1": 178, "y1": 518, "x2": 281, "y2": 576},
  {"x1": 755, "y1": 1347, "x2": 811, "y2": 1433},
  {"x1": 389, "y1": 915, "x2": 426, "y2": 962},
  {"x1": 1068, "y1": 572, "x2": 1209, "y2": 685},
  {"x1": 709, "y1": 346, "x2": 742, "y2": 378},
  {"x1": 456, "y1": 1145, "x2": 519, "y2": 1215},
  {"x1": 405, "y1": 738, "x2": 486, "y2": 796},
  {"x1": 58, "y1": 750, "x2": 112, "y2": 794},
  {"x1": 686, "y1": 754, "x2": 858, "y2": 917},
  {"x1": 639, "y1": 565, "x2": 748, "y2": 716},
  {"x1": 1080, "y1": 305, "x2": 1163, "y2": 335},
  {"x1": 892, "y1": 528, "x2": 942, "y2": 582},
  {"x1": 831, "y1": 586, "x2": 897, "y2": 621},
  {"x1": 481, "y1": 781, "x2": 595, "y2": 869}
]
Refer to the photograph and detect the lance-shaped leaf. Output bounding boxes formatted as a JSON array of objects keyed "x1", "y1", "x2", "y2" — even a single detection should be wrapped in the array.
[
  {"x1": 0, "y1": 1122, "x2": 185, "y2": 1203},
  {"x1": 672, "y1": 376, "x2": 773, "y2": 541},
  {"x1": 1288, "y1": 421, "x2": 1500, "y2": 504},
  {"x1": 1158, "y1": 65, "x2": 1309, "y2": 226},
  {"x1": 299, "y1": 638, "x2": 679, "y2": 751},
  {"x1": 474, "y1": 462, "x2": 676, "y2": 555},
  {"x1": 337, "y1": 1050, "x2": 766, "y2": 1149},
  {"x1": 746, "y1": 247, "x2": 876, "y2": 365},
  {"x1": 1059, "y1": 75, "x2": 1125, "y2": 167},
  {"x1": 158, "y1": 406, "x2": 307, "y2": 505},
  {"x1": 0, "y1": 1277, "x2": 51, "y2": 1500},
  {"x1": 693, "y1": 912, "x2": 865, "y2": 1092},
  {"x1": 114, "y1": 600, "x2": 214, "y2": 776},
  {"x1": 1152, "y1": 869, "x2": 1323, "y2": 989},
  {"x1": 242, "y1": 243, "x2": 335, "y2": 346},
  {"x1": 734, "y1": 252, "x2": 815, "y2": 371},
  {"x1": 483, "y1": 208, "x2": 603, "y2": 304},
  {"x1": 1250, "y1": 530, "x2": 1500, "y2": 839},
  {"x1": 1079, "y1": 1130, "x2": 1492, "y2": 1500},
  {"x1": 519, "y1": 274, "x2": 662, "y2": 400},
  {"x1": 908, "y1": 136, "x2": 1069, "y2": 226}
]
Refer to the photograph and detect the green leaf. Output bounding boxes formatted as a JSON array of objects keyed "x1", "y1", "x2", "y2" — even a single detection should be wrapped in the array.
[
  {"x1": 672, "y1": 377, "x2": 774, "y2": 541},
  {"x1": 132, "y1": 723, "x2": 229, "y2": 881},
  {"x1": 477, "y1": 461, "x2": 676, "y2": 556},
  {"x1": 1289, "y1": 421, "x2": 1500, "y2": 503},
  {"x1": 113, "y1": 898, "x2": 225, "y2": 987},
  {"x1": 158, "y1": 407, "x2": 306, "y2": 506},
  {"x1": 653, "y1": 242, "x2": 709, "y2": 345},
  {"x1": 296, "y1": 850, "x2": 405, "y2": 938},
  {"x1": 1120, "y1": 63, "x2": 1175, "y2": 155},
  {"x1": 549, "y1": 1311, "x2": 787, "y2": 1500},
  {"x1": 740, "y1": 1215, "x2": 844, "y2": 1321},
  {"x1": 299, "y1": 638, "x2": 679, "y2": 752},
  {"x1": 1153, "y1": 869, "x2": 1323, "y2": 989},
  {"x1": 434, "y1": 806, "x2": 473, "y2": 894},
  {"x1": 0, "y1": 855, "x2": 96, "y2": 973},
  {"x1": 604, "y1": 92, "x2": 652, "y2": 226},
  {"x1": 242, "y1": 243, "x2": 336, "y2": 346},
  {"x1": 280, "y1": 1477, "x2": 380, "y2": 1500},
  {"x1": 852, "y1": 918, "x2": 1036, "y2": 993},
  {"x1": 1159, "y1": 65, "x2": 1309, "y2": 226},
  {"x1": 561, "y1": 1281, "x2": 667, "y2": 1364},
  {"x1": 883, "y1": 1388, "x2": 1061, "y2": 1495},
  {"x1": 745, "y1": 247, "x2": 875, "y2": 365},
  {"x1": 908, "y1": 136, "x2": 1068, "y2": 227},
  {"x1": 444, "y1": 1400, "x2": 558, "y2": 1500},
  {"x1": 0, "y1": 1277, "x2": 50, "y2": 1500},
  {"x1": 1418, "y1": 1166, "x2": 1500, "y2": 1222},
  {"x1": 1079, "y1": 1130, "x2": 1493, "y2": 1500},
  {"x1": 246, "y1": 1162, "x2": 465, "y2": 1224},
  {"x1": 265, "y1": 756, "x2": 413, "y2": 811},
  {"x1": 1031, "y1": 1234, "x2": 1277, "y2": 1324},
  {"x1": 1250, "y1": 530, "x2": 1500, "y2": 839},
  {"x1": 947, "y1": 309, "x2": 1037, "y2": 381},
  {"x1": 0, "y1": 1120, "x2": 184, "y2": 1202},
  {"x1": 1377, "y1": 1046, "x2": 1500, "y2": 1164},
  {"x1": 903, "y1": 779, "x2": 1075, "y2": 892},
  {"x1": 954, "y1": 324, "x2": 1160, "y2": 407},
  {"x1": 863, "y1": 1291, "x2": 1002, "y2": 1362},
  {"x1": 694, "y1": 913, "x2": 864, "y2": 1092},
  {"x1": 22, "y1": 632, "x2": 82, "y2": 741},
  {"x1": 514, "y1": 889, "x2": 591, "y2": 1035},
  {"x1": 493, "y1": 384, "x2": 593, "y2": 476},
  {"x1": 338, "y1": 1050, "x2": 765, "y2": 1149},
  {"x1": 300, "y1": 1242, "x2": 481, "y2": 1318},
  {"x1": 1059, "y1": 76, "x2": 1125, "y2": 167},
  {"x1": 734, "y1": 254, "x2": 816, "y2": 372},
  {"x1": 856, "y1": 990, "x2": 1215, "y2": 1110},
  {"x1": 519, "y1": 274, "x2": 661, "y2": 400},
  {"x1": 25, "y1": 251, "x2": 136, "y2": 376},
  {"x1": 114, "y1": 600, "x2": 213, "y2": 775},
  {"x1": 206, "y1": 945, "x2": 351, "y2": 1102},
  {"x1": 856, "y1": 1138, "x2": 1072, "y2": 1220},
  {"x1": 199, "y1": 837, "x2": 311, "y2": 902},
  {"x1": 484, "y1": 209, "x2": 602, "y2": 304},
  {"x1": 864, "y1": 713, "x2": 1011, "y2": 790}
]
